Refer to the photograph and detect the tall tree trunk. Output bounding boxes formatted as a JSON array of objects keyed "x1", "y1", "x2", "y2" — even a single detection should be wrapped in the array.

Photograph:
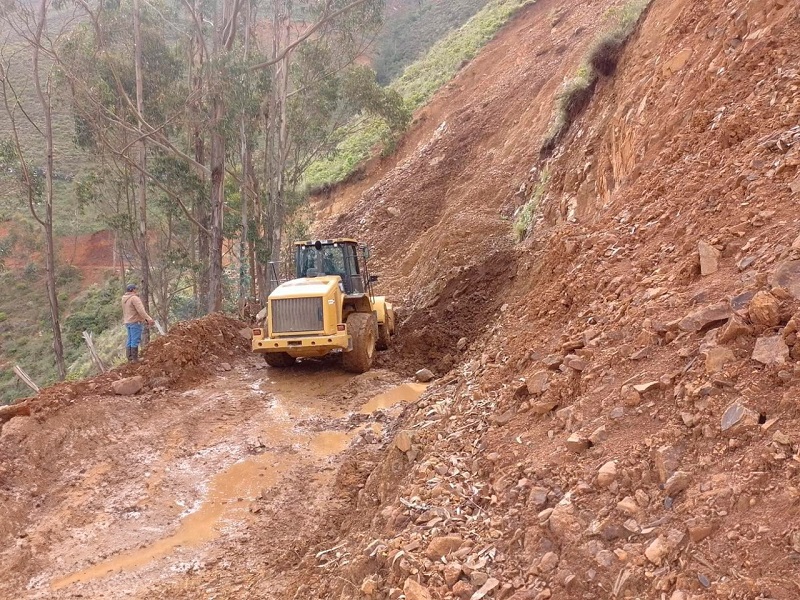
[
  {"x1": 238, "y1": 0, "x2": 252, "y2": 318},
  {"x1": 188, "y1": 0, "x2": 210, "y2": 314},
  {"x1": 264, "y1": 0, "x2": 292, "y2": 278},
  {"x1": 208, "y1": 97, "x2": 225, "y2": 313},
  {"x1": 206, "y1": 0, "x2": 228, "y2": 314},
  {"x1": 133, "y1": 0, "x2": 150, "y2": 342},
  {"x1": 33, "y1": 0, "x2": 66, "y2": 380}
]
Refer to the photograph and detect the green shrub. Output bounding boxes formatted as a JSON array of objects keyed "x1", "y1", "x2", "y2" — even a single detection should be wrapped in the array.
[
  {"x1": 305, "y1": 0, "x2": 537, "y2": 191},
  {"x1": 513, "y1": 169, "x2": 549, "y2": 241}
]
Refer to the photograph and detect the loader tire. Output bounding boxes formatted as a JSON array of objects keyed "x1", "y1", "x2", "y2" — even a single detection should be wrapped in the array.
[
  {"x1": 343, "y1": 312, "x2": 378, "y2": 373},
  {"x1": 377, "y1": 323, "x2": 390, "y2": 351},
  {"x1": 264, "y1": 352, "x2": 296, "y2": 368}
]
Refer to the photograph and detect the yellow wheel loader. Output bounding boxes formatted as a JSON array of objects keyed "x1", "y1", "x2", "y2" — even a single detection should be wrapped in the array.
[{"x1": 251, "y1": 239, "x2": 396, "y2": 373}]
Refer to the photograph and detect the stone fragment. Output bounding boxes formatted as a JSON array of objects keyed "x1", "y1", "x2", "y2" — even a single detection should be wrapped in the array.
[
  {"x1": 444, "y1": 563, "x2": 463, "y2": 587},
  {"x1": 617, "y1": 496, "x2": 639, "y2": 515},
  {"x1": 394, "y1": 431, "x2": 413, "y2": 453},
  {"x1": 730, "y1": 290, "x2": 756, "y2": 315},
  {"x1": 538, "y1": 552, "x2": 559, "y2": 573},
  {"x1": 597, "y1": 461, "x2": 617, "y2": 488},
  {"x1": 564, "y1": 355, "x2": 587, "y2": 371},
  {"x1": 621, "y1": 385, "x2": 641, "y2": 407},
  {"x1": 655, "y1": 445, "x2": 682, "y2": 483},
  {"x1": 748, "y1": 291, "x2": 781, "y2": 327},
  {"x1": 387, "y1": 206, "x2": 401, "y2": 217},
  {"x1": 452, "y1": 581, "x2": 474, "y2": 600},
  {"x1": 678, "y1": 303, "x2": 731, "y2": 332},
  {"x1": 549, "y1": 497, "x2": 581, "y2": 539},
  {"x1": 698, "y1": 241, "x2": 720, "y2": 276},
  {"x1": 595, "y1": 550, "x2": 616, "y2": 568},
  {"x1": 633, "y1": 381, "x2": 660, "y2": 394},
  {"x1": 470, "y1": 578, "x2": 500, "y2": 600},
  {"x1": 112, "y1": 376, "x2": 145, "y2": 396},
  {"x1": 645, "y1": 536, "x2": 669, "y2": 565},
  {"x1": 425, "y1": 536, "x2": 463, "y2": 560},
  {"x1": 528, "y1": 487, "x2": 549, "y2": 509},
  {"x1": 688, "y1": 524, "x2": 713, "y2": 543},
  {"x1": 403, "y1": 579, "x2": 433, "y2": 600},
  {"x1": 771, "y1": 260, "x2": 800, "y2": 300},
  {"x1": 752, "y1": 335, "x2": 790, "y2": 365},
  {"x1": 589, "y1": 425, "x2": 607, "y2": 444},
  {"x1": 721, "y1": 402, "x2": 760, "y2": 434},
  {"x1": 457, "y1": 337, "x2": 468, "y2": 351},
  {"x1": 705, "y1": 347, "x2": 736, "y2": 373},
  {"x1": 415, "y1": 369, "x2": 435, "y2": 383},
  {"x1": 566, "y1": 433, "x2": 590, "y2": 453},
  {"x1": 542, "y1": 355, "x2": 563, "y2": 370},
  {"x1": 609, "y1": 407, "x2": 625, "y2": 420},
  {"x1": 527, "y1": 371, "x2": 550, "y2": 395},
  {"x1": 529, "y1": 399, "x2": 559, "y2": 415},
  {"x1": 664, "y1": 471, "x2": 693, "y2": 497},
  {"x1": 718, "y1": 315, "x2": 753, "y2": 343},
  {"x1": 361, "y1": 577, "x2": 378, "y2": 596},
  {"x1": 772, "y1": 430, "x2": 791, "y2": 446}
]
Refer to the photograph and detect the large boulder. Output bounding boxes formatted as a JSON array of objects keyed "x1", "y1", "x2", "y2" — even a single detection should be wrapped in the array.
[{"x1": 112, "y1": 376, "x2": 145, "y2": 396}]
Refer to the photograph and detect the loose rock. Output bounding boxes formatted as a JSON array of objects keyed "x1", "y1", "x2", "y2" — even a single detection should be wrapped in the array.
[
  {"x1": 721, "y1": 402, "x2": 760, "y2": 434},
  {"x1": 112, "y1": 376, "x2": 145, "y2": 396},
  {"x1": 425, "y1": 536, "x2": 463, "y2": 560},
  {"x1": 748, "y1": 291, "x2": 781, "y2": 327},
  {"x1": 597, "y1": 461, "x2": 617, "y2": 488},
  {"x1": 404, "y1": 579, "x2": 433, "y2": 600},
  {"x1": 698, "y1": 241, "x2": 720, "y2": 276},
  {"x1": 415, "y1": 369, "x2": 435, "y2": 383},
  {"x1": 752, "y1": 335, "x2": 790, "y2": 365}
]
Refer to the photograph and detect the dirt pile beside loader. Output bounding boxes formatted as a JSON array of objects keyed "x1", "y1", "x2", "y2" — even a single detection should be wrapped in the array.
[{"x1": 23, "y1": 313, "x2": 250, "y2": 418}]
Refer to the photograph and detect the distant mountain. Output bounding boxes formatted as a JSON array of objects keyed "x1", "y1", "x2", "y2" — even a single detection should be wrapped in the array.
[{"x1": 375, "y1": 0, "x2": 490, "y2": 84}]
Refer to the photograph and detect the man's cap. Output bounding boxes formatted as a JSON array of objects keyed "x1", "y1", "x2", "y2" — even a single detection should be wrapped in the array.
[{"x1": 126, "y1": 283, "x2": 137, "y2": 292}]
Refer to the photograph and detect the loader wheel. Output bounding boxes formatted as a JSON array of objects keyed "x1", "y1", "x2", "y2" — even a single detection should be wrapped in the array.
[
  {"x1": 264, "y1": 352, "x2": 296, "y2": 368},
  {"x1": 377, "y1": 323, "x2": 391, "y2": 351},
  {"x1": 342, "y1": 312, "x2": 378, "y2": 373}
]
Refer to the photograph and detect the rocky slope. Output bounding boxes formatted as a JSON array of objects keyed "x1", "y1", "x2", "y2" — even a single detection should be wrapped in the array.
[
  {"x1": 2, "y1": 0, "x2": 799, "y2": 598},
  {"x1": 303, "y1": 0, "x2": 800, "y2": 599}
]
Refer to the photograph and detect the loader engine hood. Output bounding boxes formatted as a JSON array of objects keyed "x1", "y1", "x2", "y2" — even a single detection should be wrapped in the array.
[{"x1": 269, "y1": 277, "x2": 341, "y2": 300}]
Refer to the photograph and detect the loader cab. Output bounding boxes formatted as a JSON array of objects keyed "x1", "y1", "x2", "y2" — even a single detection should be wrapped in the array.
[{"x1": 295, "y1": 239, "x2": 367, "y2": 295}]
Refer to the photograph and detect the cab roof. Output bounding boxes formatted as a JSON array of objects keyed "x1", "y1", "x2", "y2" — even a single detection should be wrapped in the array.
[{"x1": 294, "y1": 239, "x2": 359, "y2": 246}]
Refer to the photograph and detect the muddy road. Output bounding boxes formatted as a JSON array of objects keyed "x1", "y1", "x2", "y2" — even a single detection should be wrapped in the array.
[{"x1": 0, "y1": 356, "x2": 426, "y2": 599}]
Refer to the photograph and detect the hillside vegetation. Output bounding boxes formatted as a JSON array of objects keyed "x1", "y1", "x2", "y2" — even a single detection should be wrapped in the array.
[
  {"x1": 305, "y1": 0, "x2": 536, "y2": 191},
  {"x1": 375, "y1": 0, "x2": 490, "y2": 85}
]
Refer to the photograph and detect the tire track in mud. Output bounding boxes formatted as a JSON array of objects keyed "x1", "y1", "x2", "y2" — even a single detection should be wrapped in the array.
[{"x1": 2, "y1": 358, "x2": 424, "y2": 599}]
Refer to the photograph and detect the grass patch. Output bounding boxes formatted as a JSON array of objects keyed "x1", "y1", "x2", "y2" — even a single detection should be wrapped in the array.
[
  {"x1": 513, "y1": 169, "x2": 549, "y2": 241},
  {"x1": 305, "y1": 0, "x2": 536, "y2": 191},
  {"x1": 0, "y1": 268, "x2": 121, "y2": 404},
  {"x1": 540, "y1": 0, "x2": 651, "y2": 158}
]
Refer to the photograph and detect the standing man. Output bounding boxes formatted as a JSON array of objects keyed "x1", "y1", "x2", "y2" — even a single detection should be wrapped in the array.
[{"x1": 122, "y1": 283, "x2": 154, "y2": 362}]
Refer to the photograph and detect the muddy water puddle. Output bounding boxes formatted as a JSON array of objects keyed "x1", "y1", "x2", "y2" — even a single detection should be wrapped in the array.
[
  {"x1": 51, "y1": 380, "x2": 425, "y2": 591},
  {"x1": 359, "y1": 382, "x2": 426, "y2": 413}
]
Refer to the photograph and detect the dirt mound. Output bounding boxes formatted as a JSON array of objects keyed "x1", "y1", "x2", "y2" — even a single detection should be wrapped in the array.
[
  {"x1": 132, "y1": 312, "x2": 250, "y2": 381},
  {"x1": 27, "y1": 314, "x2": 250, "y2": 418},
  {"x1": 381, "y1": 248, "x2": 518, "y2": 375}
]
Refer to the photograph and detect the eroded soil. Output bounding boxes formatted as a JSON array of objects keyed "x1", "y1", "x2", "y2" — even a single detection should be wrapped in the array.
[{"x1": 0, "y1": 355, "x2": 424, "y2": 599}]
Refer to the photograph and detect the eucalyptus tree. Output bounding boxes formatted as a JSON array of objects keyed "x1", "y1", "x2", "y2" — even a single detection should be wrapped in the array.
[{"x1": 0, "y1": 0, "x2": 84, "y2": 380}]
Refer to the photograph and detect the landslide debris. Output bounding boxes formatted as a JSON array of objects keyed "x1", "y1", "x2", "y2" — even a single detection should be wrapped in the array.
[
  {"x1": 15, "y1": 313, "x2": 250, "y2": 420},
  {"x1": 281, "y1": 0, "x2": 800, "y2": 599}
]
